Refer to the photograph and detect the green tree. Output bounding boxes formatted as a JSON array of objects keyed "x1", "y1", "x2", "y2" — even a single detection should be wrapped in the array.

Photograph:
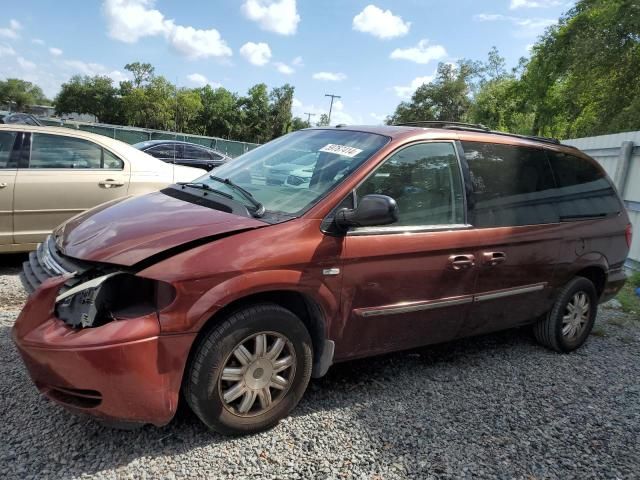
[
  {"x1": 269, "y1": 84, "x2": 295, "y2": 139},
  {"x1": 124, "y1": 62, "x2": 155, "y2": 88},
  {"x1": 290, "y1": 116, "x2": 308, "y2": 131},
  {"x1": 0, "y1": 78, "x2": 49, "y2": 111},
  {"x1": 316, "y1": 113, "x2": 330, "y2": 127},
  {"x1": 238, "y1": 83, "x2": 270, "y2": 143},
  {"x1": 54, "y1": 75, "x2": 121, "y2": 123},
  {"x1": 196, "y1": 85, "x2": 240, "y2": 138},
  {"x1": 387, "y1": 60, "x2": 480, "y2": 124},
  {"x1": 521, "y1": 0, "x2": 640, "y2": 137}
]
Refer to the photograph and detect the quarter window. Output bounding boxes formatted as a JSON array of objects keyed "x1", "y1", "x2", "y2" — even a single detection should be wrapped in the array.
[
  {"x1": 462, "y1": 142, "x2": 558, "y2": 227},
  {"x1": 547, "y1": 151, "x2": 621, "y2": 220},
  {"x1": 357, "y1": 142, "x2": 464, "y2": 226},
  {"x1": 184, "y1": 145, "x2": 212, "y2": 160}
]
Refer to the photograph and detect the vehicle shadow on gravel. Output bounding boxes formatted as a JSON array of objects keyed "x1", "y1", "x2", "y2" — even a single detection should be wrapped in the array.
[{"x1": 2, "y1": 317, "x2": 639, "y2": 479}]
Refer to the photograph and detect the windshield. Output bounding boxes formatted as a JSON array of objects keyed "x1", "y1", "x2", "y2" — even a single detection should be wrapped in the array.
[{"x1": 192, "y1": 129, "x2": 389, "y2": 217}]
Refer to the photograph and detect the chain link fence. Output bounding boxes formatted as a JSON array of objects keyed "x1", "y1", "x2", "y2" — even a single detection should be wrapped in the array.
[{"x1": 38, "y1": 118, "x2": 260, "y2": 158}]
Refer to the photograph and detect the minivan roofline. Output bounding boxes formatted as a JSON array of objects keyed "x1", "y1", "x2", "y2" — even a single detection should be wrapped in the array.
[{"x1": 304, "y1": 125, "x2": 582, "y2": 155}]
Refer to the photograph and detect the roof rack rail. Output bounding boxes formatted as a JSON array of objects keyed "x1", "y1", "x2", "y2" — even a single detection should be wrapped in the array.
[
  {"x1": 394, "y1": 120, "x2": 561, "y2": 146},
  {"x1": 395, "y1": 121, "x2": 490, "y2": 131}
]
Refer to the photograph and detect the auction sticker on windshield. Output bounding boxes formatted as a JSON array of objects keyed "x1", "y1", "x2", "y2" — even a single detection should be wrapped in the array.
[{"x1": 319, "y1": 144, "x2": 363, "y2": 158}]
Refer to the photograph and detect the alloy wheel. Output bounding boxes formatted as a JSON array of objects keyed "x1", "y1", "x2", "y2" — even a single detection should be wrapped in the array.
[
  {"x1": 218, "y1": 332, "x2": 296, "y2": 417},
  {"x1": 561, "y1": 291, "x2": 591, "y2": 339}
]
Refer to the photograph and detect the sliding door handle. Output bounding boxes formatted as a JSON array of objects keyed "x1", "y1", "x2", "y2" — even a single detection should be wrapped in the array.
[
  {"x1": 0, "y1": 182, "x2": 7, "y2": 189},
  {"x1": 483, "y1": 251, "x2": 506, "y2": 267},
  {"x1": 448, "y1": 254, "x2": 475, "y2": 271}
]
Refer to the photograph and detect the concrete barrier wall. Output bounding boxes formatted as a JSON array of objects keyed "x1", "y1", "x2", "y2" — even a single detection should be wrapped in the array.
[{"x1": 564, "y1": 131, "x2": 640, "y2": 269}]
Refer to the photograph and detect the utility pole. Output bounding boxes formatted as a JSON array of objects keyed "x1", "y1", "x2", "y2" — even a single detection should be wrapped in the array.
[
  {"x1": 324, "y1": 93, "x2": 341, "y2": 125},
  {"x1": 303, "y1": 112, "x2": 316, "y2": 127}
]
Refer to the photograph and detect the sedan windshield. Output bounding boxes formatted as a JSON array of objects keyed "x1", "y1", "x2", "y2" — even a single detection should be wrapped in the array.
[{"x1": 192, "y1": 129, "x2": 389, "y2": 218}]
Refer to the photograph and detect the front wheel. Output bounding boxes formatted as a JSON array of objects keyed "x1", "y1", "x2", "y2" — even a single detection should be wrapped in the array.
[
  {"x1": 533, "y1": 277, "x2": 598, "y2": 352},
  {"x1": 185, "y1": 303, "x2": 313, "y2": 435}
]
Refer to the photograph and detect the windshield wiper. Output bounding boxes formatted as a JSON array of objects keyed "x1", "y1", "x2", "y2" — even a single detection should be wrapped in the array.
[
  {"x1": 177, "y1": 182, "x2": 233, "y2": 199},
  {"x1": 209, "y1": 175, "x2": 265, "y2": 217}
]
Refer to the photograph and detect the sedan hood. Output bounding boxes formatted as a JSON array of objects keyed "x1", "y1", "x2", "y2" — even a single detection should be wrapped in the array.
[{"x1": 54, "y1": 190, "x2": 266, "y2": 266}]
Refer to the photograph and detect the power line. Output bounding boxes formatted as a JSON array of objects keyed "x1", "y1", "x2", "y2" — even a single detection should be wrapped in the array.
[
  {"x1": 303, "y1": 112, "x2": 316, "y2": 127},
  {"x1": 324, "y1": 94, "x2": 341, "y2": 125}
]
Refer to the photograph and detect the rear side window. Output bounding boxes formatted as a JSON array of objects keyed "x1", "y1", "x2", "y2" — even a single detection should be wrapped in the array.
[
  {"x1": 0, "y1": 131, "x2": 17, "y2": 168},
  {"x1": 30, "y1": 134, "x2": 122, "y2": 170},
  {"x1": 147, "y1": 144, "x2": 177, "y2": 160},
  {"x1": 547, "y1": 151, "x2": 621, "y2": 220},
  {"x1": 357, "y1": 142, "x2": 464, "y2": 226},
  {"x1": 462, "y1": 142, "x2": 558, "y2": 227},
  {"x1": 184, "y1": 145, "x2": 212, "y2": 160}
]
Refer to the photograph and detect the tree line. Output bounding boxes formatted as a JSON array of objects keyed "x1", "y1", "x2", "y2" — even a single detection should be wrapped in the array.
[
  {"x1": 388, "y1": 0, "x2": 640, "y2": 139},
  {"x1": 1, "y1": 0, "x2": 638, "y2": 142}
]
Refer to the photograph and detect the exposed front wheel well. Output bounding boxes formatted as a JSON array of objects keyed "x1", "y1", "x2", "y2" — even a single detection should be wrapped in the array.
[{"x1": 187, "y1": 290, "x2": 328, "y2": 380}]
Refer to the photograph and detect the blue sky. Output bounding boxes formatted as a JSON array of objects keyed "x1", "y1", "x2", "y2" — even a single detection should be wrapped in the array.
[{"x1": 0, "y1": 0, "x2": 573, "y2": 125}]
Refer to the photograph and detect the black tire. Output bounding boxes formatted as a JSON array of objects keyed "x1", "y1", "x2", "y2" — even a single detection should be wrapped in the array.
[
  {"x1": 185, "y1": 303, "x2": 313, "y2": 435},
  {"x1": 533, "y1": 276, "x2": 598, "y2": 352}
]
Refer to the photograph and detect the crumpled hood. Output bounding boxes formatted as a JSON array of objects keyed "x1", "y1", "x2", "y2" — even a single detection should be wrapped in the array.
[{"x1": 54, "y1": 190, "x2": 266, "y2": 266}]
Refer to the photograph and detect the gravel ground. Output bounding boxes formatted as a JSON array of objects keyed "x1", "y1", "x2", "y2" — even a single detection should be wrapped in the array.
[{"x1": 1, "y1": 254, "x2": 639, "y2": 479}]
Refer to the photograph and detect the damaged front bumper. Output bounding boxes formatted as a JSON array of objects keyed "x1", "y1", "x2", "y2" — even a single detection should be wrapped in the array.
[{"x1": 12, "y1": 276, "x2": 196, "y2": 427}]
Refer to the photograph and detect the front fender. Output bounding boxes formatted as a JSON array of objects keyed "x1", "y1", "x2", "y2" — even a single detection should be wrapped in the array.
[{"x1": 158, "y1": 269, "x2": 340, "y2": 334}]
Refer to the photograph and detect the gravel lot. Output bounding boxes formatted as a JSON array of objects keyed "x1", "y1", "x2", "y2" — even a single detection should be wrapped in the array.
[{"x1": 1, "y1": 253, "x2": 639, "y2": 479}]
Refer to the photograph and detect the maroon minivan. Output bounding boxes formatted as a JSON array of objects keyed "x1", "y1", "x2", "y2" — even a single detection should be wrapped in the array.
[{"x1": 14, "y1": 123, "x2": 631, "y2": 434}]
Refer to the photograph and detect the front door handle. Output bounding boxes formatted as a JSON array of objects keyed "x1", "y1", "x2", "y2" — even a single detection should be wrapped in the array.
[
  {"x1": 98, "y1": 179, "x2": 124, "y2": 189},
  {"x1": 448, "y1": 254, "x2": 475, "y2": 271},
  {"x1": 483, "y1": 251, "x2": 506, "y2": 267},
  {"x1": 0, "y1": 182, "x2": 7, "y2": 189}
]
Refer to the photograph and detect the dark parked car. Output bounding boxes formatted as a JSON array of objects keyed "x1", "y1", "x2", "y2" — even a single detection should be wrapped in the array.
[
  {"x1": 133, "y1": 140, "x2": 231, "y2": 171},
  {"x1": 1, "y1": 113, "x2": 42, "y2": 126},
  {"x1": 15, "y1": 122, "x2": 630, "y2": 435}
]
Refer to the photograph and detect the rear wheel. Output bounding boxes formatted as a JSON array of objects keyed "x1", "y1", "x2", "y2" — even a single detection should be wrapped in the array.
[
  {"x1": 185, "y1": 303, "x2": 313, "y2": 435},
  {"x1": 533, "y1": 277, "x2": 598, "y2": 352}
]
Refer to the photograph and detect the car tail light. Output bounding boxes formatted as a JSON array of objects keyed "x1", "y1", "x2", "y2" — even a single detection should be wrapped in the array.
[{"x1": 625, "y1": 223, "x2": 633, "y2": 248}]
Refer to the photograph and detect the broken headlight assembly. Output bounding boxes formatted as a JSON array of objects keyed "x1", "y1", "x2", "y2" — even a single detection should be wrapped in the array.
[{"x1": 55, "y1": 272, "x2": 176, "y2": 328}]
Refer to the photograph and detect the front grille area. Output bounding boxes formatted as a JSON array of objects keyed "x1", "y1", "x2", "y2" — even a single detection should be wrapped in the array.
[{"x1": 20, "y1": 236, "x2": 89, "y2": 294}]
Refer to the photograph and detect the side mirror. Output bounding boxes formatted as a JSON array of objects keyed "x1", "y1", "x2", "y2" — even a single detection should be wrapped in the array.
[{"x1": 335, "y1": 194, "x2": 399, "y2": 230}]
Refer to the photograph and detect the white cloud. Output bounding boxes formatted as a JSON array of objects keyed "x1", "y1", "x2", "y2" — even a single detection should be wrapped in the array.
[
  {"x1": 186, "y1": 73, "x2": 221, "y2": 88},
  {"x1": 474, "y1": 13, "x2": 556, "y2": 36},
  {"x1": 102, "y1": 0, "x2": 167, "y2": 43},
  {"x1": 393, "y1": 75, "x2": 435, "y2": 98},
  {"x1": 102, "y1": 0, "x2": 232, "y2": 59},
  {"x1": 0, "y1": 19, "x2": 22, "y2": 39},
  {"x1": 292, "y1": 56, "x2": 303, "y2": 66},
  {"x1": 370, "y1": 112, "x2": 387, "y2": 123},
  {"x1": 240, "y1": 42, "x2": 272, "y2": 66},
  {"x1": 353, "y1": 5, "x2": 410, "y2": 39},
  {"x1": 274, "y1": 62, "x2": 294, "y2": 75},
  {"x1": 0, "y1": 44, "x2": 16, "y2": 57},
  {"x1": 62, "y1": 59, "x2": 130, "y2": 84},
  {"x1": 390, "y1": 39, "x2": 447, "y2": 64},
  {"x1": 17, "y1": 57, "x2": 36, "y2": 70},
  {"x1": 49, "y1": 47, "x2": 63, "y2": 56},
  {"x1": 32, "y1": 38, "x2": 45, "y2": 45},
  {"x1": 510, "y1": 0, "x2": 561, "y2": 9},
  {"x1": 167, "y1": 24, "x2": 232, "y2": 59},
  {"x1": 241, "y1": 0, "x2": 300, "y2": 36},
  {"x1": 312, "y1": 71, "x2": 346, "y2": 82},
  {"x1": 292, "y1": 98, "x2": 360, "y2": 126}
]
